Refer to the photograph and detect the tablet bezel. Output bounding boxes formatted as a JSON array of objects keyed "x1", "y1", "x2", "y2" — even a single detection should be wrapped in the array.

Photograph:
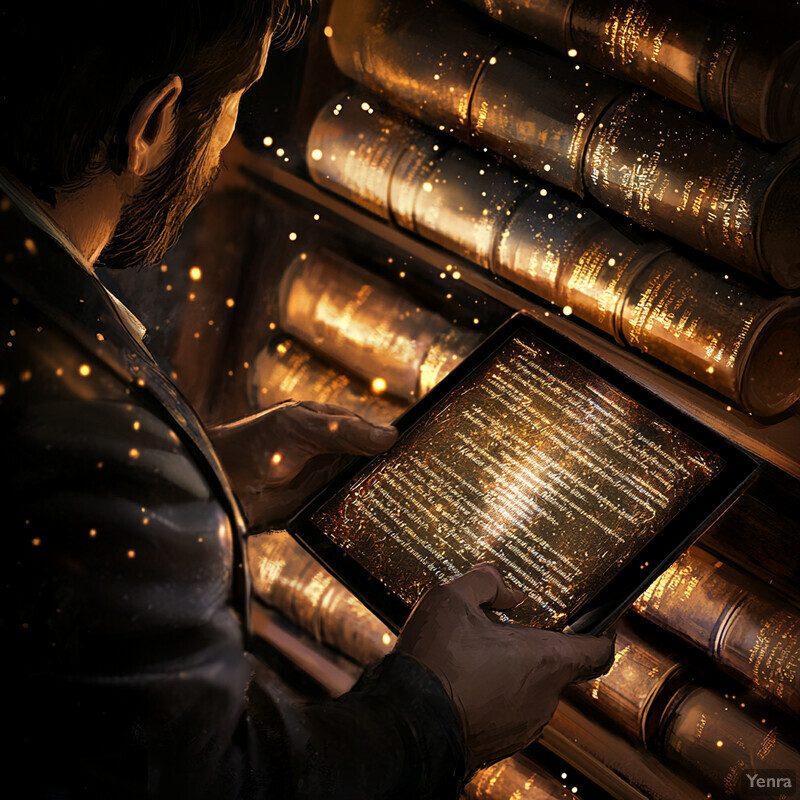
[{"x1": 287, "y1": 311, "x2": 758, "y2": 635}]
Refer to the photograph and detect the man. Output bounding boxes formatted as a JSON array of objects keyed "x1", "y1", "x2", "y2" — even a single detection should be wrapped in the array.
[{"x1": 0, "y1": 2, "x2": 613, "y2": 797}]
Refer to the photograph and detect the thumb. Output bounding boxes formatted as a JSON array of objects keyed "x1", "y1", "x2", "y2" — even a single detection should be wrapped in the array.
[
  {"x1": 294, "y1": 402, "x2": 398, "y2": 455},
  {"x1": 556, "y1": 631, "x2": 616, "y2": 683}
]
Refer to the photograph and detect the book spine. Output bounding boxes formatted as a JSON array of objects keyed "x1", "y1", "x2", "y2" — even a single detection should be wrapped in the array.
[
  {"x1": 308, "y1": 92, "x2": 800, "y2": 417},
  {"x1": 658, "y1": 684, "x2": 800, "y2": 797},
  {"x1": 582, "y1": 90, "x2": 798, "y2": 287},
  {"x1": 249, "y1": 334, "x2": 408, "y2": 426},
  {"x1": 327, "y1": 0, "x2": 800, "y2": 288},
  {"x1": 634, "y1": 548, "x2": 800, "y2": 718},
  {"x1": 277, "y1": 250, "x2": 479, "y2": 401},
  {"x1": 466, "y1": 755, "x2": 578, "y2": 800},
  {"x1": 464, "y1": 0, "x2": 800, "y2": 143},
  {"x1": 569, "y1": 621, "x2": 688, "y2": 745},
  {"x1": 249, "y1": 531, "x2": 396, "y2": 665}
]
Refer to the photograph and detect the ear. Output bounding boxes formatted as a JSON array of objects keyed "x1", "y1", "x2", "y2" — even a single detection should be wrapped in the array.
[{"x1": 126, "y1": 75, "x2": 183, "y2": 177}]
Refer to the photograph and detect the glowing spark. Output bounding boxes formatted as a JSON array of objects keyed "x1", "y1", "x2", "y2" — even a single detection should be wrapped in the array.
[
  {"x1": 190, "y1": 266, "x2": 202, "y2": 281},
  {"x1": 372, "y1": 377, "x2": 387, "y2": 393},
  {"x1": 78, "y1": 364, "x2": 91, "y2": 377},
  {"x1": 310, "y1": 148, "x2": 323, "y2": 161},
  {"x1": 262, "y1": 136, "x2": 273, "y2": 147}
]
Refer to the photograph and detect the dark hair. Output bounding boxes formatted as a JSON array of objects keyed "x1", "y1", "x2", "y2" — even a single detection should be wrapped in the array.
[{"x1": 0, "y1": 2, "x2": 310, "y2": 200}]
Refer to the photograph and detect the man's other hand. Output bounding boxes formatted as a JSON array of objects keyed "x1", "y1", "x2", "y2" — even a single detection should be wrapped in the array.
[
  {"x1": 208, "y1": 400, "x2": 398, "y2": 529},
  {"x1": 396, "y1": 564, "x2": 615, "y2": 771}
]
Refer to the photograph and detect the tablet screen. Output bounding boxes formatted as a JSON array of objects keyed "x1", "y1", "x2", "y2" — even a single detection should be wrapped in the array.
[{"x1": 309, "y1": 328, "x2": 725, "y2": 629}]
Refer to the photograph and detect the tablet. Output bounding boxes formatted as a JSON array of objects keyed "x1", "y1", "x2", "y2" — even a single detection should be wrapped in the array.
[{"x1": 288, "y1": 312, "x2": 757, "y2": 635}]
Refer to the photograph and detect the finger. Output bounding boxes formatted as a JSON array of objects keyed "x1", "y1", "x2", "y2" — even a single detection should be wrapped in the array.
[
  {"x1": 293, "y1": 405, "x2": 398, "y2": 454},
  {"x1": 446, "y1": 564, "x2": 526, "y2": 611},
  {"x1": 552, "y1": 631, "x2": 616, "y2": 682}
]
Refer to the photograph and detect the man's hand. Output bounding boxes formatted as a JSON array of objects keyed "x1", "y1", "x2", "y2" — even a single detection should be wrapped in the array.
[
  {"x1": 396, "y1": 564, "x2": 615, "y2": 771},
  {"x1": 208, "y1": 400, "x2": 398, "y2": 529}
]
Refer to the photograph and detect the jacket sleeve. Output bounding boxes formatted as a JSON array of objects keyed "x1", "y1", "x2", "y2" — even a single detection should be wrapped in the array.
[{"x1": 2, "y1": 327, "x2": 467, "y2": 800}]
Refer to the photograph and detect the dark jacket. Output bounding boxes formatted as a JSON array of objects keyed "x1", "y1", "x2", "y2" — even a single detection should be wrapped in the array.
[{"x1": 0, "y1": 194, "x2": 467, "y2": 799}]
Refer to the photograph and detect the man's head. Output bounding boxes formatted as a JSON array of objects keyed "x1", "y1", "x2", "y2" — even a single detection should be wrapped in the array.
[{"x1": 0, "y1": 1, "x2": 309, "y2": 268}]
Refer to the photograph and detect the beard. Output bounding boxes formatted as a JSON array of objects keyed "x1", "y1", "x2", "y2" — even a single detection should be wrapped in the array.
[{"x1": 99, "y1": 110, "x2": 220, "y2": 270}]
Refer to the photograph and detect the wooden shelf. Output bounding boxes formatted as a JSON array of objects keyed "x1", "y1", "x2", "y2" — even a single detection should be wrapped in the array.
[{"x1": 228, "y1": 140, "x2": 800, "y2": 480}]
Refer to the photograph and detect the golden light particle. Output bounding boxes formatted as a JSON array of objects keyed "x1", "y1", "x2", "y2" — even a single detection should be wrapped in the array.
[
  {"x1": 129, "y1": 448, "x2": 140, "y2": 459},
  {"x1": 55, "y1": 367, "x2": 64, "y2": 377},
  {"x1": 271, "y1": 452, "x2": 283, "y2": 465},
  {"x1": 288, "y1": 232, "x2": 297, "y2": 241},
  {"x1": 452, "y1": 271, "x2": 461, "y2": 280},
  {"x1": 539, "y1": 188, "x2": 548, "y2": 196},
  {"x1": 371, "y1": 377, "x2": 388, "y2": 394},
  {"x1": 544, "y1": 163, "x2": 551, "y2": 171},
  {"x1": 32, "y1": 538, "x2": 41, "y2": 546},
  {"x1": 382, "y1": 632, "x2": 392, "y2": 646},
  {"x1": 269, "y1": 322, "x2": 276, "y2": 330},
  {"x1": 275, "y1": 147, "x2": 285, "y2": 157},
  {"x1": 706, "y1": 366, "x2": 715, "y2": 374},
  {"x1": 488, "y1": 56, "x2": 497, "y2": 65},
  {"x1": 262, "y1": 136, "x2": 273, "y2": 147},
  {"x1": 577, "y1": 111, "x2": 585, "y2": 121},
  {"x1": 133, "y1": 420, "x2": 141, "y2": 431},
  {"x1": 20, "y1": 370, "x2": 31, "y2": 382},
  {"x1": 193, "y1": 332, "x2": 200, "y2": 339},
  {"x1": 89, "y1": 529, "x2": 97, "y2": 537},
  {"x1": 276, "y1": 343, "x2": 288, "y2": 354},
  {"x1": 243, "y1": 361, "x2": 249, "y2": 369},
  {"x1": 313, "y1": 213, "x2": 320, "y2": 221},
  {"x1": 310, "y1": 148, "x2": 323, "y2": 161},
  {"x1": 716, "y1": 740, "x2": 723, "y2": 747},
  {"x1": 433, "y1": 73, "x2": 440, "y2": 80},
  {"x1": 127, "y1": 550, "x2": 136, "y2": 559},
  {"x1": 142, "y1": 517, "x2": 149, "y2": 525},
  {"x1": 226, "y1": 298, "x2": 235, "y2": 308},
  {"x1": 78, "y1": 364, "x2": 91, "y2": 377},
  {"x1": 726, "y1": 405, "x2": 732, "y2": 411},
  {"x1": 608, "y1": 258, "x2": 616, "y2": 266},
  {"x1": 137, "y1": 378, "x2": 146, "y2": 387},
  {"x1": 422, "y1": 181, "x2": 433, "y2": 193},
  {"x1": 160, "y1": 264, "x2": 168, "y2": 272},
  {"x1": 0, "y1": 382, "x2": 5, "y2": 396},
  {"x1": 323, "y1": 25, "x2": 333, "y2": 37},
  {"x1": 96, "y1": 461, "x2": 104, "y2": 469},
  {"x1": 473, "y1": 317, "x2": 480, "y2": 324},
  {"x1": 399, "y1": 271, "x2": 406, "y2": 278},
  {"x1": 568, "y1": 48, "x2": 578, "y2": 57},
  {"x1": 563, "y1": 306, "x2": 573, "y2": 316},
  {"x1": 24, "y1": 238, "x2": 38, "y2": 255},
  {"x1": 189, "y1": 266, "x2": 202, "y2": 281},
  {"x1": 96, "y1": 333, "x2": 105, "y2": 342}
]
